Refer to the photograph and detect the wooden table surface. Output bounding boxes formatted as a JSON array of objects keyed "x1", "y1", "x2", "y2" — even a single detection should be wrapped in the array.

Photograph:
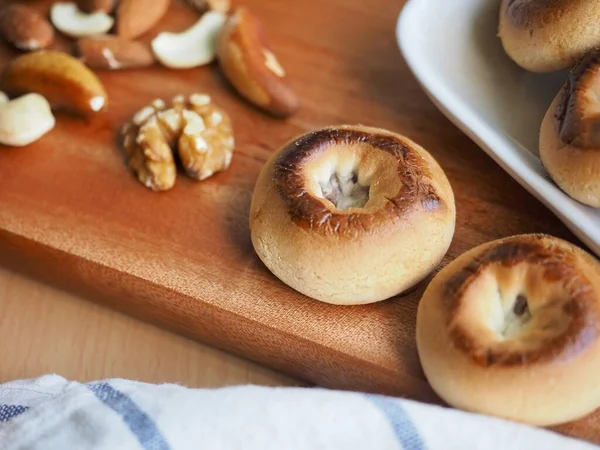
[{"x1": 0, "y1": 266, "x2": 300, "y2": 388}]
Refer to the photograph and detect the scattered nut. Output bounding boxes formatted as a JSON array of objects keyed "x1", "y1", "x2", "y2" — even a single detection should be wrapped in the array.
[
  {"x1": 151, "y1": 11, "x2": 226, "y2": 69},
  {"x1": 0, "y1": 50, "x2": 108, "y2": 116},
  {"x1": 76, "y1": 0, "x2": 117, "y2": 14},
  {"x1": 0, "y1": 4, "x2": 54, "y2": 51},
  {"x1": 76, "y1": 35, "x2": 155, "y2": 70},
  {"x1": 121, "y1": 93, "x2": 234, "y2": 191},
  {"x1": 116, "y1": 0, "x2": 171, "y2": 39},
  {"x1": 50, "y1": 2, "x2": 114, "y2": 38},
  {"x1": 186, "y1": 0, "x2": 231, "y2": 14},
  {"x1": 124, "y1": 103, "x2": 178, "y2": 192},
  {"x1": 122, "y1": 98, "x2": 176, "y2": 191},
  {"x1": 176, "y1": 95, "x2": 234, "y2": 180},
  {"x1": 0, "y1": 93, "x2": 55, "y2": 147},
  {"x1": 216, "y1": 7, "x2": 299, "y2": 117}
]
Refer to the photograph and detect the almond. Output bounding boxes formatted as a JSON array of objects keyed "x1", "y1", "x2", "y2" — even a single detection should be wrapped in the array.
[
  {"x1": 116, "y1": 0, "x2": 171, "y2": 39},
  {"x1": 216, "y1": 7, "x2": 299, "y2": 117},
  {"x1": 76, "y1": 35, "x2": 155, "y2": 70},
  {"x1": 0, "y1": 4, "x2": 54, "y2": 51},
  {"x1": 0, "y1": 50, "x2": 108, "y2": 116},
  {"x1": 76, "y1": 0, "x2": 117, "y2": 14}
]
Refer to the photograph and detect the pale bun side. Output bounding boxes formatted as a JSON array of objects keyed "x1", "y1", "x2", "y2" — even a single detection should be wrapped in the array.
[
  {"x1": 249, "y1": 125, "x2": 456, "y2": 305},
  {"x1": 416, "y1": 234, "x2": 600, "y2": 426},
  {"x1": 540, "y1": 91, "x2": 600, "y2": 207}
]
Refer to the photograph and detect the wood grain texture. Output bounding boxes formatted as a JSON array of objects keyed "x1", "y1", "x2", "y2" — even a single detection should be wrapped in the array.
[
  {"x1": 0, "y1": 0, "x2": 597, "y2": 443},
  {"x1": 0, "y1": 267, "x2": 300, "y2": 387}
]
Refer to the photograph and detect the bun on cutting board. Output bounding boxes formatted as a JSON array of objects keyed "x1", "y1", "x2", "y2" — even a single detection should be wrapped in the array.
[
  {"x1": 498, "y1": 0, "x2": 600, "y2": 72},
  {"x1": 540, "y1": 50, "x2": 600, "y2": 207},
  {"x1": 249, "y1": 125, "x2": 456, "y2": 305},
  {"x1": 416, "y1": 234, "x2": 600, "y2": 426}
]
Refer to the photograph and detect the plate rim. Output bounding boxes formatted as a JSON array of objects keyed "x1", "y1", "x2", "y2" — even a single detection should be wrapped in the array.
[{"x1": 396, "y1": 0, "x2": 600, "y2": 257}]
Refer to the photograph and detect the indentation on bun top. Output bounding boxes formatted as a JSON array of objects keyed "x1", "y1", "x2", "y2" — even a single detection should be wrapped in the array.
[
  {"x1": 555, "y1": 49, "x2": 600, "y2": 148},
  {"x1": 272, "y1": 127, "x2": 443, "y2": 236},
  {"x1": 443, "y1": 236, "x2": 598, "y2": 367},
  {"x1": 317, "y1": 171, "x2": 370, "y2": 211}
]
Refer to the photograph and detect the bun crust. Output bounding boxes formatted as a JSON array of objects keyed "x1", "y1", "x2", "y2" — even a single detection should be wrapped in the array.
[
  {"x1": 249, "y1": 125, "x2": 456, "y2": 305},
  {"x1": 539, "y1": 51, "x2": 600, "y2": 207},
  {"x1": 416, "y1": 234, "x2": 600, "y2": 426},
  {"x1": 498, "y1": 0, "x2": 600, "y2": 72}
]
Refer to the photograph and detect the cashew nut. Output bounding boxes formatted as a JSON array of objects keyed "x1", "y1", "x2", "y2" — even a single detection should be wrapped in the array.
[
  {"x1": 151, "y1": 11, "x2": 227, "y2": 69},
  {"x1": 0, "y1": 93, "x2": 55, "y2": 146},
  {"x1": 50, "y1": 2, "x2": 114, "y2": 38}
]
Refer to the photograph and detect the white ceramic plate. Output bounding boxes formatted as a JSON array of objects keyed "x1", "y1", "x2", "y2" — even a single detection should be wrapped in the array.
[{"x1": 396, "y1": 0, "x2": 600, "y2": 257}]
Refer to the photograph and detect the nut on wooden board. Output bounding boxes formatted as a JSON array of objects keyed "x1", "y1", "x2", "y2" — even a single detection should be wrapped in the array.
[
  {"x1": 122, "y1": 94, "x2": 234, "y2": 191},
  {"x1": 0, "y1": 92, "x2": 55, "y2": 146},
  {"x1": 175, "y1": 94, "x2": 235, "y2": 181},
  {"x1": 0, "y1": 50, "x2": 108, "y2": 116},
  {"x1": 217, "y1": 7, "x2": 300, "y2": 118},
  {"x1": 0, "y1": 4, "x2": 54, "y2": 51},
  {"x1": 77, "y1": 36, "x2": 155, "y2": 70},
  {"x1": 50, "y1": 2, "x2": 114, "y2": 38},
  {"x1": 151, "y1": 11, "x2": 227, "y2": 69},
  {"x1": 116, "y1": 0, "x2": 171, "y2": 39},
  {"x1": 122, "y1": 100, "x2": 177, "y2": 192}
]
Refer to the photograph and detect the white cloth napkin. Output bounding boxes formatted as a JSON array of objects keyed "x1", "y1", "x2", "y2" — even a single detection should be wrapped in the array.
[{"x1": 0, "y1": 374, "x2": 595, "y2": 450}]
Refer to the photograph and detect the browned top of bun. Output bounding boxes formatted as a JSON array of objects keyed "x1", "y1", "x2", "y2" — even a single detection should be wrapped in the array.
[
  {"x1": 503, "y1": 0, "x2": 574, "y2": 28},
  {"x1": 555, "y1": 50, "x2": 600, "y2": 148},
  {"x1": 272, "y1": 127, "x2": 445, "y2": 238},
  {"x1": 443, "y1": 235, "x2": 598, "y2": 367}
]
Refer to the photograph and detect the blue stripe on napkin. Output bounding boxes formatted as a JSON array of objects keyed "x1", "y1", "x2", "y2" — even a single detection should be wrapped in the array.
[
  {"x1": 0, "y1": 405, "x2": 28, "y2": 423},
  {"x1": 366, "y1": 394, "x2": 426, "y2": 450},
  {"x1": 88, "y1": 383, "x2": 170, "y2": 450}
]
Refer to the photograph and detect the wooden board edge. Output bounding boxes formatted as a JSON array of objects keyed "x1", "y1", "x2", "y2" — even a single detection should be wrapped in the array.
[{"x1": 0, "y1": 228, "x2": 438, "y2": 402}]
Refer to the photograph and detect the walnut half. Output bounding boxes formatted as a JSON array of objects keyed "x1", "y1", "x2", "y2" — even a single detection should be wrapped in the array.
[{"x1": 121, "y1": 93, "x2": 235, "y2": 191}]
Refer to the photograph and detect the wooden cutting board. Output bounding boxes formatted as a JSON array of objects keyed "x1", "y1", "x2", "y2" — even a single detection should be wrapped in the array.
[{"x1": 0, "y1": 0, "x2": 597, "y2": 444}]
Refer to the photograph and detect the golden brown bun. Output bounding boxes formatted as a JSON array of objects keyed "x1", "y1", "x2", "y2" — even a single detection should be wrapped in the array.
[
  {"x1": 416, "y1": 234, "x2": 600, "y2": 426},
  {"x1": 249, "y1": 125, "x2": 456, "y2": 305},
  {"x1": 498, "y1": 0, "x2": 600, "y2": 72},
  {"x1": 539, "y1": 51, "x2": 600, "y2": 207}
]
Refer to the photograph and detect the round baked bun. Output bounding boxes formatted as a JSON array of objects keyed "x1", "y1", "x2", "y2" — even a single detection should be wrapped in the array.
[
  {"x1": 540, "y1": 50, "x2": 600, "y2": 207},
  {"x1": 498, "y1": 0, "x2": 600, "y2": 72},
  {"x1": 249, "y1": 125, "x2": 456, "y2": 305},
  {"x1": 416, "y1": 234, "x2": 600, "y2": 426}
]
